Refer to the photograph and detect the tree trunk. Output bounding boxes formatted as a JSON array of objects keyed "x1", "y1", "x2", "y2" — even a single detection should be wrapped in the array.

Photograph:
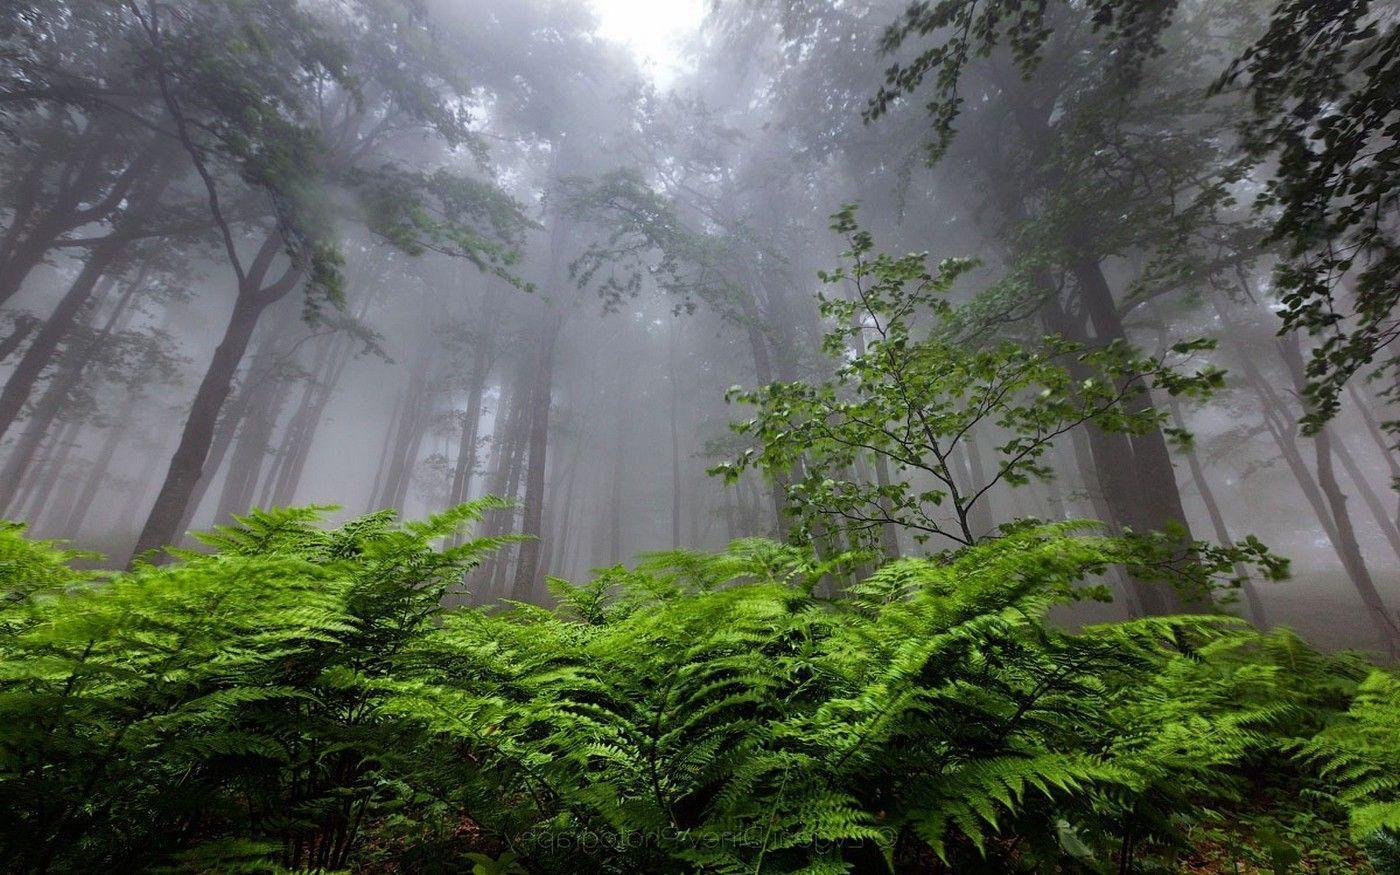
[
  {"x1": 0, "y1": 272, "x2": 140, "y2": 513},
  {"x1": 1329, "y1": 436, "x2": 1400, "y2": 562},
  {"x1": 1041, "y1": 296, "x2": 1183, "y2": 615},
  {"x1": 61, "y1": 412, "x2": 133, "y2": 536},
  {"x1": 17, "y1": 418, "x2": 83, "y2": 526},
  {"x1": 129, "y1": 291, "x2": 270, "y2": 562},
  {"x1": 1070, "y1": 253, "x2": 1194, "y2": 539},
  {"x1": 1311, "y1": 423, "x2": 1399, "y2": 655},
  {"x1": 215, "y1": 365, "x2": 290, "y2": 521},
  {"x1": 737, "y1": 291, "x2": 790, "y2": 539},
  {"x1": 264, "y1": 336, "x2": 339, "y2": 508},
  {"x1": 609, "y1": 366, "x2": 627, "y2": 566},
  {"x1": 512, "y1": 312, "x2": 562, "y2": 599},
  {"x1": 1346, "y1": 383, "x2": 1399, "y2": 518},
  {"x1": 668, "y1": 331, "x2": 683, "y2": 549},
  {"x1": 0, "y1": 159, "x2": 172, "y2": 446},
  {"x1": 375, "y1": 342, "x2": 434, "y2": 512},
  {"x1": 1277, "y1": 334, "x2": 1399, "y2": 655},
  {"x1": 0, "y1": 315, "x2": 39, "y2": 364},
  {"x1": 0, "y1": 133, "x2": 160, "y2": 309},
  {"x1": 447, "y1": 304, "x2": 499, "y2": 518},
  {"x1": 367, "y1": 392, "x2": 405, "y2": 513},
  {"x1": 182, "y1": 318, "x2": 295, "y2": 530},
  {"x1": 0, "y1": 242, "x2": 124, "y2": 445},
  {"x1": 1167, "y1": 396, "x2": 1267, "y2": 625}
]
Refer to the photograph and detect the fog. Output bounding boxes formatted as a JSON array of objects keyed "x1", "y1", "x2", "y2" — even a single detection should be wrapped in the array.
[{"x1": 1, "y1": 0, "x2": 1396, "y2": 651}]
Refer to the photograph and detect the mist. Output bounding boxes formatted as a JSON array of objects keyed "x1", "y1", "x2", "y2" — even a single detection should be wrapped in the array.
[{"x1": 3, "y1": 0, "x2": 1400, "y2": 870}]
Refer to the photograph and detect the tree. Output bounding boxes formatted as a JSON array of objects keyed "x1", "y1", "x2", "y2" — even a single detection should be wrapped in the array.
[
  {"x1": 718, "y1": 208, "x2": 1278, "y2": 613},
  {"x1": 1217, "y1": 0, "x2": 1399, "y2": 437},
  {"x1": 126, "y1": 0, "x2": 531, "y2": 560},
  {"x1": 871, "y1": 0, "x2": 1400, "y2": 439}
]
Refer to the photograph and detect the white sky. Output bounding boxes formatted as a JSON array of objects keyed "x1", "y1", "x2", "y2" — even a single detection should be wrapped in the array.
[{"x1": 588, "y1": 0, "x2": 708, "y2": 86}]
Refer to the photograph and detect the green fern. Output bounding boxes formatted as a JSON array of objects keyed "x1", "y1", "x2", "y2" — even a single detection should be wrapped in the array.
[{"x1": 0, "y1": 513, "x2": 1378, "y2": 873}]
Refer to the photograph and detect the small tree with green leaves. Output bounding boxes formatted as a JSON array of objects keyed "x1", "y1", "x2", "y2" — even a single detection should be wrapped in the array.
[{"x1": 715, "y1": 207, "x2": 1225, "y2": 555}]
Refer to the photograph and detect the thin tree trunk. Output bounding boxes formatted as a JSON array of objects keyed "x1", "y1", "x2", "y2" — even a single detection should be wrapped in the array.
[
  {"x1": 217, "y1": 368, "x2": 290, "y2": 521},
  {"x1": 62, "y1": 412, "x2": 133, "y2": 536},
  {"x1": 1346, "y1": 383, "x2": 1399, "y2": 521},
  {"x1": 1330, "y1": 436, "x2": 1400, "y2": 562},
  {"x1": 0, "y1": 126, "x2": 155, "y2": 309},
  {"x1": 0, "y1": 271, "x2": 141, "y2": 512},
  {"x1": 1167, "y1": 396, "x2": 1267, "y2": 625},
  {"x1": 513, "y1": 312, "x2": 561, "y2": 599},
  {"x1": 0, "y1": 242, "x2": 125, "y2": 446},
  {"x1": 737, "y1": 292, "x2": 789, "y2": 538},
  {"x1": 1313, "y1": 424, "x2": 1399, "y2": 655},
  {"x1": 0, "y1": 315, "x2": 39, "y2": 364},
  {"x1": 609, "y1": 367, "x2": 627, "y2": 566},
  {"x1": 1277, "y1": 335, "x2": 1399, "y2": 655},
  {"x1": 367, "y1": 392, "x2": 405, "y2": 512},
  {"x1": 0, "y1": 162, "x2": 171, "y2": 446},
  {"x1": 14, "y1": 417, "x2": 83, "y2": 524},
  {"x1": 265, "y1": 336, "x2": 338, "y2": 508},
  {"x1": 668, "y1": 330, "x2": 683, "y2": 549},
  {"x1": 375, "y1": 342, "x2": 433, "y2": 512},
  {"x1": 447, "y1": 302, "x2": 499, "y2": 521}
]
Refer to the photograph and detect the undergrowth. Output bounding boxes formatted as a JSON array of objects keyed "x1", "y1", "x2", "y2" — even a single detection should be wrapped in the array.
[{"x1": 0, "y1": 506, "x2": 1393, "y2": 873}]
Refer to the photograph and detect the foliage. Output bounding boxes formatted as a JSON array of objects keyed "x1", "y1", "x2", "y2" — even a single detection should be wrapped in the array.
[
  {"x1": 561, "y1": 167, "x2": 745, "y2": 317},
  {"x1": 867, "y1": 0, "x2": 1180, "y2": 162},
  {"x1": 0, "y1": 499, "x2": 509, "y2": 872},
  {"x1": 0, "y1": 509, "x2": 1382, "y2": 872},
  {"x1": 715, "y1": 208, "x2": 1227, "y2": 553},
  {"x1": 1215, "y1": 0, "x2": 1400, "y2": 437},
  {"x1": 1297, "y1": 668, "x2": 1400, "y2": 843},
  {"x1": 869, "y1": 0, "x2": 1400, "y2": 437}
]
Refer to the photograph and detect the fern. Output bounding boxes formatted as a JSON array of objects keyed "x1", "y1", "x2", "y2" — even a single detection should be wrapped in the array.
[
  {"x1": 0, "y1": 513, "x2": 1379, "y2": 872},
  {"x1": 1297, "y1": 669, "x2": 1400, "y2": 841}
]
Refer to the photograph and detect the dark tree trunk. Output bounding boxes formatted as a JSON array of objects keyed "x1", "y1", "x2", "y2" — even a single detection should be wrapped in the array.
[
  {"x1": 0, "y1": 131, "x2": 159, "y2": 309},
  {"x1": 0, "y1": 242, "x2": 125, "y2": 446},
  {"x1": 1040, "y1": 296, "x2": 1184, "y2": 615},
  {"x1": 0, "y1": 272, "x2": 140, "y2": 513},
  {"x1": 183, "y1": 318, "x2": 295, "y2": 530},
  {"x1": 447, "y1": 303, "x2": 499, "y2": 521},
  {"x1": 0, "y1": 162, "x2": 171, "y2": 446},
  {"x1": 0, "y1": 315, "x2": 39, "y2": 364},
  {"x1": 513, "y1": 313, "x2": 561, "y2": 599},
  {"x1": 1069, "y1": 253, "x2": 1194, "y2": 539},
  {"x1": 130, "y1": 279, "x2": 281, "y2": 563}
]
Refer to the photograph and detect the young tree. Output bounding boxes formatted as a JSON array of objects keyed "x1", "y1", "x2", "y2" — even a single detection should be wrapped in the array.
[{"x1": 718, "y1": 209, "x2": 1271, "y2": 613}]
